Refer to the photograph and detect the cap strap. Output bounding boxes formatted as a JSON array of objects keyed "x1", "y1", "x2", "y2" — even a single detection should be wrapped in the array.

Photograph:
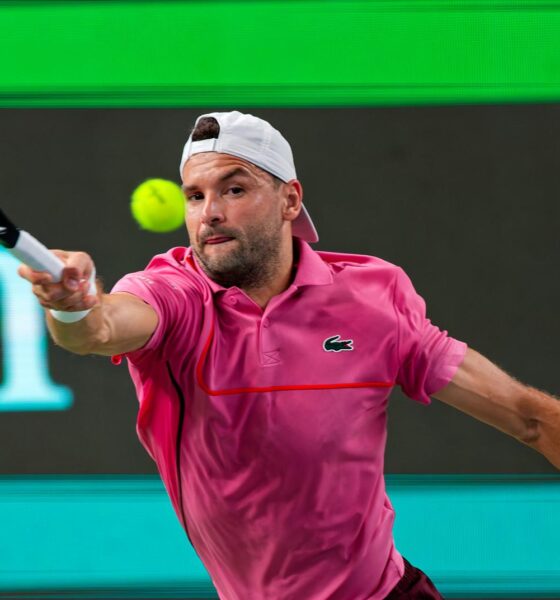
[{"x1": 190, "y1": 138, "x2": 218, "y2": 153}]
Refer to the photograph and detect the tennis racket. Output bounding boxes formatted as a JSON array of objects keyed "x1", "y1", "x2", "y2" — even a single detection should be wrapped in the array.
[{"x1": 0, "y1": 208, "x2": 65, "y2": 281}]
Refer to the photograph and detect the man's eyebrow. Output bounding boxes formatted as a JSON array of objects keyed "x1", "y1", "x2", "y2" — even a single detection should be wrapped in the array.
[
  {"x1": 218, "y1": 167, "x2": 253, "y2": 182},
  {"x1": 181, "y1": 167, "x2": 253, "y2": 193}
]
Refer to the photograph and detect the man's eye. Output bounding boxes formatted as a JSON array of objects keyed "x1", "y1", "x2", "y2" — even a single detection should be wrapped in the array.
[
  {"x1": 188, "y1": 193, "x2": 203, "y2": 201},
  {"x1": 228, "y1": 187, "x2": 243, "y2": 195}
]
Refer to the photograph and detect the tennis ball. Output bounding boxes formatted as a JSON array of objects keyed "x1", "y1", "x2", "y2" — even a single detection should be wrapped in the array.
[{"x1": 130, "y1": 178, "x2": 185, "y2": 233}]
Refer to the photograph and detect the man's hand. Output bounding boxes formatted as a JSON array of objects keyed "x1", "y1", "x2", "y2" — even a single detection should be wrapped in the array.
[
  {"x1": 18, "y1": 249, "x2": 99, "y2": 312},
  {"x1": 433, "y1": 348, "x2": 560, "y2": 470},
  {"x1": 18, "y1": 249, "x2": 158, "y2": 357}
]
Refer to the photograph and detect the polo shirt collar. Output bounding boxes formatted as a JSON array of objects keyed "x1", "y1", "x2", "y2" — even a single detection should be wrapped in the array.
[
  {"x1": 292, "y1": 238, "x2": 333, "y2": 288},
  {"x1": 184, "y1": 238, "x2": 332, "y2": 293}
]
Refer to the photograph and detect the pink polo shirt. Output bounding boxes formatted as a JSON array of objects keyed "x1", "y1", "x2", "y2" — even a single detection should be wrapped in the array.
[{"x1": 111, "y1": 239, "x2": 467, "y2": 600}]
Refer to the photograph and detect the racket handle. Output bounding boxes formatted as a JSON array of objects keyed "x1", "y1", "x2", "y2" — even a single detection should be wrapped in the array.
[{"x1": 11, "y1": 230, "x2": 65, "y2": 282}]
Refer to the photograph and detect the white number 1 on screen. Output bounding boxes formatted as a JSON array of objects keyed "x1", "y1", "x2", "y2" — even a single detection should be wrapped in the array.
[{"x1": 0, "y1": 249, "x2": 72, "y2": 411}]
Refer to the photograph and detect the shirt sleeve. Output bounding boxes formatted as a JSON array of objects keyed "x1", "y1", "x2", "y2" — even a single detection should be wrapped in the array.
[
  {"x1": 393, "y1": 268, "x2": 467, "y2": 405},
  {"x1": 110, "y1": 268, "x2": 202, "y2": 365}
]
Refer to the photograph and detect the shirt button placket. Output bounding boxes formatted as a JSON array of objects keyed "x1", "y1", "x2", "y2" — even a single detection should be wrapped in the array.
[{"x1": 260, "y1": 316, "x2": 280, "y2": 366}]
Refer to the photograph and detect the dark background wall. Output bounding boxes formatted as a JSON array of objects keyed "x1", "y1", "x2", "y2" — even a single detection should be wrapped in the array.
[{"x1": 0, "y1": 106, "x2": 558, "y2": 474}]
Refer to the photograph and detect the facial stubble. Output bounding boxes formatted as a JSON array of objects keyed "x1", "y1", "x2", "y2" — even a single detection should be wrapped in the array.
[{"x1": 193, "y1": 220, "x2": 284, "y2": 290}]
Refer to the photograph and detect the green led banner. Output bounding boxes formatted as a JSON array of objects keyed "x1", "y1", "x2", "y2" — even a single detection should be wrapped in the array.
[{"x1": 1, "y1": 1, "x2": 560, "y2": 107}]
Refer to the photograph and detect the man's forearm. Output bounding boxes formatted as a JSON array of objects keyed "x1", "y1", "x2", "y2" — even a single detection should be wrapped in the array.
[
  {"x1": 46, "y1": 292, "x2": 158, "y2": 357},
  {"x1": 433, "y1": 349, "x2": 560, "y2": 470},
  {"x1": 45, "y1": 299, "x2": 109, "y2": 355}
]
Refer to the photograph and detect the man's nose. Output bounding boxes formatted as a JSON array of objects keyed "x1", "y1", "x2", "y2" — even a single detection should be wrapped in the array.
[{"x1": 200, "y1": 194, "x2": 226, "y2": 226}]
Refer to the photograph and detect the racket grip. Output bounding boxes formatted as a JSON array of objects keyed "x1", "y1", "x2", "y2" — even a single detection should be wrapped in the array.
[{"x1": 11, "y1": 230, "x2": 65, "y2": 282}]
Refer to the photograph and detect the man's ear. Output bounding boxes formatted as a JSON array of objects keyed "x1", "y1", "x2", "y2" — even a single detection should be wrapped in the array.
[{"x1": 282, "y1": 180, "x2": 303, "y2": 223}]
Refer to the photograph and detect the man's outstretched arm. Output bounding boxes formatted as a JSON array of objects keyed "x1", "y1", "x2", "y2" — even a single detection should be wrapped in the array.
[
  {"x1": 18, "y1": 249, "x2": 158, "y2": 356},
  {"x1": 433, "y1": 348, "x2": 560, "y2": 469}
]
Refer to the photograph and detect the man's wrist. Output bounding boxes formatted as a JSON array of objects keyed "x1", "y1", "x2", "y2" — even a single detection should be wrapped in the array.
[{"x1": 49, "y1": 269, "x2": 97, "y2": 323}]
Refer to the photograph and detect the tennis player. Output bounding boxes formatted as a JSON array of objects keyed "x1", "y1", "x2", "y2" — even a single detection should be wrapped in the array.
[{"x1": 19, "y1": 111, "x2": 560, "y2": 599}]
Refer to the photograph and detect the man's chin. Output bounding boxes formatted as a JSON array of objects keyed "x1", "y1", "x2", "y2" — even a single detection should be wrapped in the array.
[{"x1": 194, "y1": 247, "x2": 242, "y2": 280}]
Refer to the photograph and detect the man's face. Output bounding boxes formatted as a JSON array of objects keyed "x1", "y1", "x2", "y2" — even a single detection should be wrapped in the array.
[{"x1": 181, "y1": 152, "x2": 290, "y2": 289}]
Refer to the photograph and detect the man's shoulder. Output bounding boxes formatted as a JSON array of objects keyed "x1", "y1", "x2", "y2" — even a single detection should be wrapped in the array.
[
  {"x1": 143, "y1": 246, "x2": 190, "y2": 272},
  {"x1": 315, "y1": 248, "x2": 402, "y2": 276},
  {"x1": 117, "y1": 246, "x2": 207, "y2": 295}
]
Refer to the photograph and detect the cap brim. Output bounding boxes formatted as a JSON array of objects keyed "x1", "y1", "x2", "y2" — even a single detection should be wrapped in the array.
[{"x1": 292, "y1": 203, "x2": 319, "y2": 243}]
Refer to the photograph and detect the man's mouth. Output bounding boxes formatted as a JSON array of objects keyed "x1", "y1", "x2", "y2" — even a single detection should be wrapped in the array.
[{"x1": 204, "y1": 236, "x2": 235, "y2": 245}]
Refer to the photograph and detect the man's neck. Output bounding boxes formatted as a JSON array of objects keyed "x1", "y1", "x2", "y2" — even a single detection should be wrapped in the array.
[
  {"x1": 243, "y1": 240, "x2": 298, "y2": 310},
  {"x1": 243, "y1": 269, "x2": 291, "y2": 310}
]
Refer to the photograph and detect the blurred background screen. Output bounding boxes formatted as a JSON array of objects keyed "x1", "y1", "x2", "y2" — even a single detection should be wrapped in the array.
[
  {"x1": 1, "y1": 1, "x2": 560, "y2": 597},
  {"x1": 0, "y1": 105, "x2": 559, "y2": 474}
]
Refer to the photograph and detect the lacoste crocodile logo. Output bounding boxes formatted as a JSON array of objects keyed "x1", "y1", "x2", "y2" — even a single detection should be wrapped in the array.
[{"x1": 323, "y1": 335, "x2": 354, "y2": 352}]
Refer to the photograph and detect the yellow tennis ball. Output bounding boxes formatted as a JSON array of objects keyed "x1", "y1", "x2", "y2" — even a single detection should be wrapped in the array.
[{"x1": 130, "y1": 178, "x2": 185, "y2": 233}]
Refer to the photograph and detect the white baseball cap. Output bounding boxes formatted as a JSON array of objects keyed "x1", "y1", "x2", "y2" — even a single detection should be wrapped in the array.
[{"x1": 180, "y1": 111, "x2": 319, "y2": 243}]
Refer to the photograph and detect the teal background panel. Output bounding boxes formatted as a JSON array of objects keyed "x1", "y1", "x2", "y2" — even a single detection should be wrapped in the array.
[
  {"x1": 0, "y1": 475, "x2": 559, "y2": 597},
  {"x1": 390, "y1": 474, "x2": 560, "y2": 597},
  {"x1": 0, "y1": 476, "x2": 210, "y2": 591}
]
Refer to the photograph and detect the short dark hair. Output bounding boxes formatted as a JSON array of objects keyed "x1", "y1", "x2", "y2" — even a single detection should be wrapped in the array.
[
  {"x1": 190, "y1": 116, "x2": 283, "y2": 188},
  {"x1": 191, "y1": 116, "x2": 220, "y2": 142}
]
